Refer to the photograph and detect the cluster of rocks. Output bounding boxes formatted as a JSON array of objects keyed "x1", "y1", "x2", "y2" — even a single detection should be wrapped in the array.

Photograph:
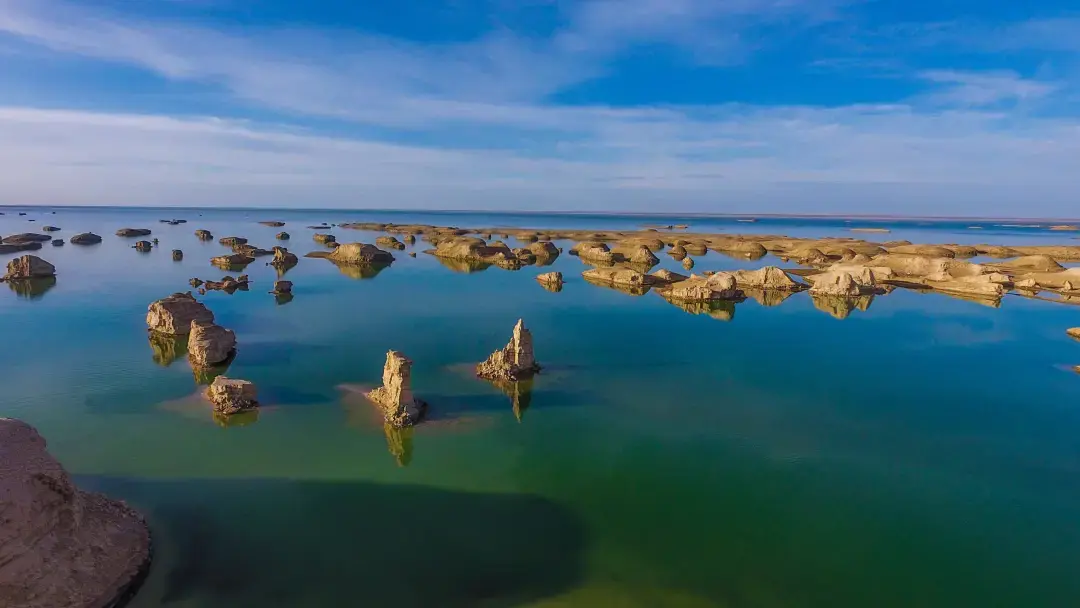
[{"x1": 425, "y1": 236, "x2": 560, "y2": 271}]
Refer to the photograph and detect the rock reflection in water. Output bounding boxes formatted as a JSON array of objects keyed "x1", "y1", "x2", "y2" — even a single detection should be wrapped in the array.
[
  {"x1": 435, "y1": 256, "x2": 493, "y2": 274},
  {"x1": 667, "y1": 299, "x2": 738, "y2": 321},
  {"x1": 742, "y1": 289, "x2": 796, "y2": 307},
  {"x1": 6, "y1": 276, "x2": 56, "y2": 299},
  {"x1": 383, "y1": 423, "x2": 414, "y2": 467},
  {"x1": 811, "y1": 294, "x2": 875, "y2": 319},
  {"x1": 582, "y1": 276, "x2": 651, "y2": 296},
  {"x1": 489, "y1": 377, "x2": 534, "y2": 422},
  {"x1": 274, "y1": 293, "x2": 294, "y2": 306},
  {"x1": 212, "y1": 409, "x2": 259, "y2": 428},
  {"x1": 332, "y1": 261, "x2": 391, "y2": 280},
  {"x1": 149, "y1": 332, "x2": 188, "y2": 367}
]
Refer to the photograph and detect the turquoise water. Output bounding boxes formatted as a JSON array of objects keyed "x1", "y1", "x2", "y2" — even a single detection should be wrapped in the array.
[{"x1": 3, "y1": 207, "x2": 1080, "y2": 607}]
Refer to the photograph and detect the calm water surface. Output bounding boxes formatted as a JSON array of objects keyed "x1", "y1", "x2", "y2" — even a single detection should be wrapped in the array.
[{"x1": 2, "y1": 207, "x2": 1080, "y2": 607}]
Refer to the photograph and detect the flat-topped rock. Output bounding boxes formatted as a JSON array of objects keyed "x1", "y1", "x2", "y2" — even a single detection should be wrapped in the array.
[
  {"x1": 659, "y1": 273, "x2": 743, "y2": 302},
  {"x1": 259, "y1": 221, "x2": 286, "y2": 227},
  {"x1": 366, "y1": 351, "x2": 428, "y2": 427},
  {"x1": 313, "y1": 233, "x2": 337, "y2": 245},
  {"x1": 327, "y1": 242, "x2": 395, "y2": 266},
  {"x1": 211, "y1": 253, "x2": 255, "y2": 269},
  {"x1": 147, "y1": 292, "x2": 213, "y2": 335},
  {"x1": 732, "y1": 266, "x2": 806, "y2": 291},
  {"x1": 69, "y1": 232, "x2": 102, "y2": 245},
  {"x1": 376, "y1": 236, "x2": 406, "y2": 250},
  {"x1": 582, "y1": 267, "x2": 651, "y2": 289},
  {"x1": 206, "y1": 377, "x2": 258, "y2": 415},
  {"x1": 427, "y1": 237, "x2": 521, "y2": 270},
  {"x1": 808, "y1": 268, "x2": 879, "y2": 296},
  {"x1": 5, "y1": 255, "x2": 55, "y2": 279},
  {"x1": 3, "y1": 233, "x2": 52, "y2": 244},
  {"x1": 218, "y1": 236, "x2": 247, "y2": 247},
  {"x1": 188, "y1": 318, "x2": 237, "y2": 367},
  {"x1": 0, "y1": 419, "x2": 151, "y2": 608},
  {"x1": 133, "y1": 241, "x2": 152, "y2": 252},
  {"x1": 477, "y1": 319, "x2": 541, "y2": 381},
  {"x1": 195, "y1": 229, "x2": 214, "y2": 240},
  {"x1": 116, "y1": 228, "x2": 151, "y2": 237}
]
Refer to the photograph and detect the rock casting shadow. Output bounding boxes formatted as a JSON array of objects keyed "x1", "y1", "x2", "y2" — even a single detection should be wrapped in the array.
[{"x1": 86, "y1": 476, "x2": 586, "y2": 608}]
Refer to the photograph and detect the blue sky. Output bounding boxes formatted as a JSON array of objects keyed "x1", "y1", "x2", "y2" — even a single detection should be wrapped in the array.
[{"x1": 0, "y1": 0, "x2": 1078, "y2": 215}]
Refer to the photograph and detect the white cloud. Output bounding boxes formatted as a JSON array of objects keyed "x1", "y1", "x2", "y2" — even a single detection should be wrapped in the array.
[{"x1": 917, "y1": 70, "x2": 1058, "y2": 106}]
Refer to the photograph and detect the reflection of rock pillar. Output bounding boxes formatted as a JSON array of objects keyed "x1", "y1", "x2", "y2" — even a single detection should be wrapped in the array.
[{"x1": 383, "y1": 423, "x2": 414, "y2": 467}]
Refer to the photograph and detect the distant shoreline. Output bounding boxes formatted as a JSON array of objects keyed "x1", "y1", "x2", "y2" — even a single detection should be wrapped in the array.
[{"x1": 0, "y1": 204, "x2": 1077, "y2": 224}]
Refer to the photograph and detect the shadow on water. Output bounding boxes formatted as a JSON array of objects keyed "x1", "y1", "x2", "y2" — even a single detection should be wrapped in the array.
[{"x1": 84, "y1": 476, "x2": 586, "y2": 608}]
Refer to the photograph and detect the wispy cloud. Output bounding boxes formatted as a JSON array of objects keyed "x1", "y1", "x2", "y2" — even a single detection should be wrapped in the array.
[{"x1": 917, "y1": 70, "x2": 1059, "y2": 107}]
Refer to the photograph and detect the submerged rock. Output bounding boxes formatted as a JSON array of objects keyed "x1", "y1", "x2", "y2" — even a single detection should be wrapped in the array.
[
  {"x1": 260, "y1": 221, "x2": 286, "y2": 227},
  {"x1": 0, "y1": 242, "x2": 42, "y2": 254},
  {"x1": 0, "y1": 419, "x2": 151, "y2": 608},
  {"x1": 476, "y1": 319, "x2": 541, "y2": 381},
  {"x1": 4, "y1": 255, "x2": 55, "y2": 279},
  {"x1": 366, "y1": 351, "x2": 428, "y2": 427},
  {"x1": 211, "y1": 253, "x2": 255, "y2": 269},
  {"x1": 41, "y1": 226, "x2": 60, "y2": 232},
  {"x1": 271, "y1": 280, "x2": 293, "y2": 295},
  {"x1": 3, "y1": 233, "x2": 52, "y2": 244},
  {"x1": 206, "y1": 377, "x2": 258, "y2": 416},
  {"x1": 51, "y1": 239, "x2": 64, "y2": 246},
  {"x1": 116, "y1": 228, "x2": 151, "y2": 237},
  {"x1": 188, "y1": 318, "x2": 237, "y2": 368},
  {"x1": 146, "y1": 292, "x2": 213, "y2": 335}
]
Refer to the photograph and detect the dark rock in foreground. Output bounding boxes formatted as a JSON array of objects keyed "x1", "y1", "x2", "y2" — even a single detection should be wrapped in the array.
[
  {"x1": 4, "y1": 255, "x2": 55, "y2": 279},
  {"x1": 69, "y1": 233, "x2": 102, "y2": 245},
  {"x1": 3, "y1": 233, "x2": 52, "y2": 245},
  {"x1": 0, "y1": 418, "x2": 151, "y2": 608}
]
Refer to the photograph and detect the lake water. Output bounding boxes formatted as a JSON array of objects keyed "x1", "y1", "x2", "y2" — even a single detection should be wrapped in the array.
[{"x1": 3, "y1": 207, "x2": 1080, "y2": 607}]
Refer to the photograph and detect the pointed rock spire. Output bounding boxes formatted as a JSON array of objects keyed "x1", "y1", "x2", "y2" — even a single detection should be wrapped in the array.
[
  {"x1": 366, "y1": 351, "x2": 427, "y2": 427},
  {"x1": 476, "y1": 319, "x2": 541, "y2": 381}
]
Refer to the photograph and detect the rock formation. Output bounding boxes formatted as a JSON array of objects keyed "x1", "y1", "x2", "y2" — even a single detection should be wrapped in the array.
[
  {"x1": 211, "y1": 253, "x2": 255, "y2": 269},
  {"x1": 260, "y1": 221, "x2": 286, "y2": 227},
  {"x1": 327, "y1": 242, "x2": 396, "y2": 266},
  {"x1": 808, "y1": 268, "x2": 878, "y2": 296},
  {"x1": 660, "y1": 273, "x2": 743, "y2": 302},
  {"x1": 569, "y1": 241, "x2": 616, "y2": 265},
  {"x1": 682, "y1": 256, "x2": 695, "y2": 270},
  {"x1": 133, "y1": 241, "x2": 152, "y2": 252},
  {"x1": 3, "y1": 233, "x2": 52, "y2": 245},
  {"x1": 376, "y1": 236, "x2": 406, "y2": 250},
  {"x1": 205, "y1": 377, "x2": 258, "y2": 416},
  {"x1": 0, "y1": 418, "x2": 151, "y2": 608},
  {"x1": 650, "y1": 269, "x2": 689, "y2": 284},
  {"x1": 271, "y1": 280, "x2": 293, "y2": 294},
  {"x1": 276, "y1": 232, "x2": 290, "y2": 240},
  {"x1": 146, "y1": 292, "x2": 213, "y2": 335},
  {"x1": 115, "y1": 228, "x2": 151, "y2": 237},
  {"x1": 172, "y1": 249, "x2": 183, "y2": 261},
  {"x1": 732, "y1": 266, "x2": 806, "y2": 291},
  {"x1": 476, "y1": 319, "x2": 541, "y2": 381},
  {"x1": 582, "y1": 267, "x2": 652, "y2": 290},
  {"x1": 202, "y1": 276, "x2": 249, "y2": 293},
  {"x1": 427, "y1": 237, "x2": 521, "y2": 270},
  {"x1": 195, "y1": 230, "x2": 213, "y2": 240},
  {"x1": 219, "y1": 236, "x2": 247, "y2": 247},
  {"x1": 51, "y1": 239, "x2": 63, "y2": 246},
  {"x1": 188, "y1": 318, "x2": 237, "y2": 367},
  {"x1": 41, "y1": 226, "x2": 60, "y2": 232},
  {"x1": 365, "y1": 351, "x2": 428, "y2": 427},
  {"x1": 536, "y1": 272, "x2": 563, "y2": 290},
  {"x1": 313, "y1": 233, "x2": 337, "y2": 245},
  {"x1": 1068, "y1": 328, "x2": 1080, "y2": 340},
  {"x1": 4, "y1": 255, "x2": 55, "y2": 279}
]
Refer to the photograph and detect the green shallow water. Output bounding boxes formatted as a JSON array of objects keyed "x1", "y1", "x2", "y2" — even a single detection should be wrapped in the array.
[{"x1": 3, "y1": 208, "x2": 1080, "y2": 607}]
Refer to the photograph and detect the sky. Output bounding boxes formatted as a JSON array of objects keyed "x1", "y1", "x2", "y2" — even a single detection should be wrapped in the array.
[{"x1": 0, "y1": 0, "x2": 1078, "y2": 216}]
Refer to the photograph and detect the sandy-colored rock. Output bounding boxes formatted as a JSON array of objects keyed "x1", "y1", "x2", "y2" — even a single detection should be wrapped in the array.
[
  {"x1": 974, "y1": 245, "x2": 1019, "y2": 258},
  {"x1": 146, "y1": 292, "x2": 213, "y2": 335},
  {"x1": 650, "y1": 269, "x2": 689, "y2": 284},
  {"x1": 583, "y1": 267, "x2": 651, "y2": 289},
  {"x1": 219, "y1": 236, "x2": 247, "y2": 247},
  {"x1": 211, "y1": 253, "x2": 255, "y2": 269},
  {"x1": 188, "y1": 318, "x2": 236, "y2": 367},
  {"x1": 919, "y1": 276, "x2": 1007, "y2": 300},
  {"x1": 132, "y1": 240, "x2": 152, "y2": 252},
  {"x1": 1067, "y1": 328, "x2": 1080, "y2": 340},
  {"x1": 812, "y1": 294, "x2": 875, "y2": 320},
  {"x1": 808, "y1": 269, "x2": 875, "y2": 296},
  {"x1": 67, "y1": 233, "x2": 102, "y2": 245},
  {"x1": 366, "y1": 351, "x2": 428, "y2": 427},
  {"x1": 195, "y1": 229, "x2": 213, "y2": 240},
  {"x1": 116, "y1": 228, "x2": 151, "y2": 237},
  {"x1": 0, "y1": 419, "x2": 151, "y2": 608},
  {"x1": 328, "y1": 242, "x2": 396, "y2": 266},
  {"x1": 795, "y1": 248, "x2": 831, "y2": 265},
  {"x1": 525, "y1": 241, "x2": 560, "y2": 262},
  {"x1": 711, "y1": 239, "x2": 768, "y2": 257},
  {"x1": 477, "y1": 319, "x2": 541, "y2": 381},
  {"x1": 668, "y1": 244, "x2": 687, "y2": 258},
  {"x1": 732, "y1": 266, "x2": 805, "y2": 291},
  {"x1": 376, "y1": 236, "x2": 406, "y2": 250},
  {"x1": 206, "y1": 377, "x2": 258, "y2": 415},
  {"x1": 993, "y1": 255, "x2": 1064, "y2": 273},
  {"x1": 886, "y1": 244, "x2": 956, "y2": 257},
  {"x1": 865, "y1": 254, "x2": 980, "y2": 279},
  {"x1": 1010, "y1": 245, "x2": 1080, "y2": 261},
  {"x1": 1011, "y1": 268, "x2": 1080, "y2": 291},
  {"x1": 5, "y1": 255, "x2": 55, "y2": 279},
  {"x1": 313, "y1": 233, "x2": 337, "y2": 245},
  {"x1": 427, "y1": 237, "x2": 519, "y2": 269},
  {"x1": 570, "y1": 241, "x2": 616, "y2": 265},
  {"x1": 660, "y1": 273, "x2": 742, "y2": 302},
  {"x1": 536, "y1": 272, "x2": 563, "y2": 287},
  {"x1": 682, "y1": 256, "x2": 695, "y2": 270}
]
